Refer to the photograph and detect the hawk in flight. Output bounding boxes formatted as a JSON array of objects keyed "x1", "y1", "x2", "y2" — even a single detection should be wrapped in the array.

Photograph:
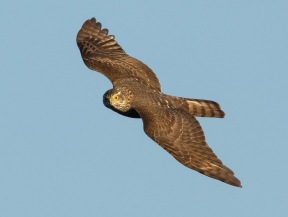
[{"x1": 77, "y1": 18, "x2": 242, "y2": 187}]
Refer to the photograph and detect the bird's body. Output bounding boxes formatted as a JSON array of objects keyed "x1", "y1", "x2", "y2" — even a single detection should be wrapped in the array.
[{"x1": 77, "y1": 18, "x2": 242, "y2": 187}]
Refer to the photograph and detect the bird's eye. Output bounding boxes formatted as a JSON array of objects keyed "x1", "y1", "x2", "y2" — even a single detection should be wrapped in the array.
[{"x1": 114, "y1": 95, "x2": 119, "y2": 100}]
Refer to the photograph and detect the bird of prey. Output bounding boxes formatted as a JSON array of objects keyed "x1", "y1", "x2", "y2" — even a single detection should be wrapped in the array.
[{"x1": 77, "y1": 18, "x2": 242, "y2": 187}]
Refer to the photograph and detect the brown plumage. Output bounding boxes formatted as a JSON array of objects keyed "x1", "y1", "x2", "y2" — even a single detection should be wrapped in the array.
[{"x1": 77, "y1": 18, "x2": 242, "y2": 187}]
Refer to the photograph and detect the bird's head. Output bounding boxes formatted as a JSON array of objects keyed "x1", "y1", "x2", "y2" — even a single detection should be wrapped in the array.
[{"x1": 103, "y1": 87, "x2": 133, "y2": 112}]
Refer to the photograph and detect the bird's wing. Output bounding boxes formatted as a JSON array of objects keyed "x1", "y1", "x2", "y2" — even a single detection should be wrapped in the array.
[
  {"x1": 142, "y1": 108, "x2": 241, "y2": 187},
  {"x1": 77, "y1": 18, "x2": 161, "y2": 91}
]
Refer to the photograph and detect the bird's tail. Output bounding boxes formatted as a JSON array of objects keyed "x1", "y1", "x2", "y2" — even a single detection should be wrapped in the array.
[{"x1": 179, "y1": 98, "x2": 225, "y2": 118}]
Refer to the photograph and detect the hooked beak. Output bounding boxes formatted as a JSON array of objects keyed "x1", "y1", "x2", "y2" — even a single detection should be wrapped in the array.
[{"x1": 103, "y1": 95, "x2": 111, "y2": 108}]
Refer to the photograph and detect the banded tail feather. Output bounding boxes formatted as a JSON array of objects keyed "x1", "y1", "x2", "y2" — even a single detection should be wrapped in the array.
[{"x1": 181, "y1": 98, "x2": 225, "y2": 118}]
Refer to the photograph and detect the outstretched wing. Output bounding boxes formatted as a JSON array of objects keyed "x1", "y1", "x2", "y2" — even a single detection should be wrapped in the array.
[
  {"x1": 142, "y1": 108, "x2": 241, "y2": 187},
  {"x1": 77, "y1": 18, "x2": 161, "y2": 91}
]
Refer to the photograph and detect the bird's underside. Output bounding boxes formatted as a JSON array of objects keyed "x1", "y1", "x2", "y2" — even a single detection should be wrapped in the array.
[{"x1": 77, "y1": 17, "x2": 242, "y2": 187}]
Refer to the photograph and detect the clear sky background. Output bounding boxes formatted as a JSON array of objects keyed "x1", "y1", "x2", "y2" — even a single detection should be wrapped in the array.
[{"x1": 1, "y1": 1, "x2": 287, "y2": 216}]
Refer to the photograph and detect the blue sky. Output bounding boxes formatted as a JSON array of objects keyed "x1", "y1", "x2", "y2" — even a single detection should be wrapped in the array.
[{"x1": 1, "y1": 1, "x2": 287, "y2": 216}]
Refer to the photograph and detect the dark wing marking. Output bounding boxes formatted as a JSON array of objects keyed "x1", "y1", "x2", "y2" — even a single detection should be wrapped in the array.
[
  {"x1": 77, "y1": 18, "x2": 161, "y2": 91},
  {"x1": 142, "y1": 108, "x2": 241, "y2": 187}
]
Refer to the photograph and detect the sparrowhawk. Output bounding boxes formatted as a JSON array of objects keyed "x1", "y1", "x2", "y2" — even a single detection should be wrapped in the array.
[{"x1": 77, "y1": 18, "x2": 242, "y2": 187}]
